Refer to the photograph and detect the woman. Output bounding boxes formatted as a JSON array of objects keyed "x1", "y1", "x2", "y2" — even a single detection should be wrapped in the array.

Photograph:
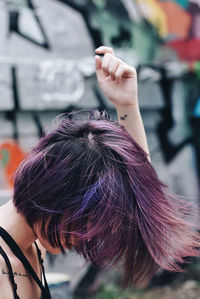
[{"x1": 0, "y1": 46, "x2": 199, "y2": 299}]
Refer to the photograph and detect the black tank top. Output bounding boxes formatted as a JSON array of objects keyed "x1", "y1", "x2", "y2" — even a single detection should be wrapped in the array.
[{"x1": 0, "y1": 226, "x2": 52, "y2": 299}]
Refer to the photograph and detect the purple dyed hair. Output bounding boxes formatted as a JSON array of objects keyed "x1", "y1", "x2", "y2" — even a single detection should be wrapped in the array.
[{"x1": 13, "y1": 110, "x2": 200, "y2": 286}]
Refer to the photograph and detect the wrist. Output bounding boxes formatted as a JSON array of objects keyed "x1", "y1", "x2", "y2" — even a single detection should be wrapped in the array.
[{"x1": 114, "y1": 101, "x2": 140, "y2": 113}]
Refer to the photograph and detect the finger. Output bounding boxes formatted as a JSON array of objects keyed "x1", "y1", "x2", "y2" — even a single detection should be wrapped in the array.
[
  {"x1": 115, "y1": 65, "x2": 126, "y2": 83},
  {"x1": 95, "y1": 46, "x2": 115, "y2": 56},
  {"x1": 102, "y1": 53, "x2": 113, "y2": 76},
  {"x1": 95, "y1": 55, "x2": 102, "y2": 70},
  {"x1": 95, "y1": 55, "x2": 105, "y2": 82},
  {"x1": 108, "y1": 57, "x2": 121, "y2": 80},
  {"x1": 115, "y1": 64, "x2": 136, "y2": 82}
]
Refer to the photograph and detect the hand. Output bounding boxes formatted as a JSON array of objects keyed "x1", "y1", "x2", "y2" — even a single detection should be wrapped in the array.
[{"x1": 95, "y1": 46, "x2": 138, "y2": 108}]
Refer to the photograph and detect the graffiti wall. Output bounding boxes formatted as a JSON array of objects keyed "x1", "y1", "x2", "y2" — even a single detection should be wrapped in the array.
[
  {"x1": 0, "y1": 0, "x2": 100, "y2": 194},
  {"x1": 83, "y1": 0, "x2": 200, "y2": 64},
  {"x1": 0, "y1": 0, "x2": 200, "y2": 204},
  {"x1": 0, "y1": 1, "x2": 199, "y2": 294}
]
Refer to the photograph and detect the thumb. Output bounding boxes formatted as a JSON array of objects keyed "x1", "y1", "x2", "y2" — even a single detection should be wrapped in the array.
[{"x1": 95, "y1": 55, "x2": 105, "y2": 82}]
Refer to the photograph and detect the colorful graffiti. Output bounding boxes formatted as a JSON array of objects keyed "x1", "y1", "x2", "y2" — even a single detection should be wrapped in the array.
[
  {"x1": 86, "y1": 0, "x2": 200, "y2": 64},
  {"x1": 0, "y1": 0, "x2": 199, "y2": 182},
  {"x1": 142, "y1": 0, "x2": 200, "y2": 62},
  {"x1": 0, "y1": 141, "x2": 26, "y2": 188},
  {"x1": 0, "y1": 0, "x2": 199, "y2": 293}
]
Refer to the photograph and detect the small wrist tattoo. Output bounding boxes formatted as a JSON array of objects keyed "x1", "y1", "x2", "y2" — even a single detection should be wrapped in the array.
[
  {"x1": 120, "y1": 114, "x2": 128, "y2": 121},
  {"x1": 2, "y1": 268, "x2": 30, "y2": 277}
]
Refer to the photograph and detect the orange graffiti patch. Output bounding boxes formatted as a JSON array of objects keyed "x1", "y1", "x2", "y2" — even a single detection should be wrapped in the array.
[
  {"x1": 159, "y1": 1, "x2": 191, "y2": 39},
  {"x1": 0, "y1": 141, "x2": 27, "y2": 188}
]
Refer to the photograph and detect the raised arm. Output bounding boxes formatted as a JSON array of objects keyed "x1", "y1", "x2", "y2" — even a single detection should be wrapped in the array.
[{"x1": 95, "y1": 46, "x2": 151, "y2": 162}]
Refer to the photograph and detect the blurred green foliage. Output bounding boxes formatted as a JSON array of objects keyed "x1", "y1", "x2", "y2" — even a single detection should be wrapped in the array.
[
  {"x1": 92, "y1": 284, "x2": 131, "y2": 299},
  {"x1": 194, "y1": 62, "x2": 200, "y2": 81}
]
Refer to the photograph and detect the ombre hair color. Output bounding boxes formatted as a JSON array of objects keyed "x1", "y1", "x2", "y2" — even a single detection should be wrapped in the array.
[{"x1": 13, "y1": 110, "x2": 200, "y2": 286}]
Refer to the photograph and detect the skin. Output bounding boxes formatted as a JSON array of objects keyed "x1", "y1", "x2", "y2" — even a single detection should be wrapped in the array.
[
  {"x1": 95, "y1": 46, "x2": 151, "y2": 162},
  {"x1": 0, "y1": 201, "x2": 43, "y2": 299},
  {"x1": 0, "y1": 46, "x2": 151, "y2": 298}
]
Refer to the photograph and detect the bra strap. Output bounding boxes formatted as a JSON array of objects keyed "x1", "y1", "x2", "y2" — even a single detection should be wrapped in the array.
[
  {"x1": 34, "y1": 242, "x2": 51, "y2": 297},
  {"x1": 0, "y1": 226, "x2": 45, "y2": 293},
  {"x1": 0, "y1": 245, "x2": 20, "y2": 299}
]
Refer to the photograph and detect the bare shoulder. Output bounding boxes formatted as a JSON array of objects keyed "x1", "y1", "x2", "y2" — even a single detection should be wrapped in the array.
[
  {"x1": 0, "y1": 255, "x2": 15, "y2": 298},
  {"x1": 0, "y1": 253, "x2": 10, "y2": 276},
  {"x1": 0, "y1": 253, "x2": 21, "y2": 278}
]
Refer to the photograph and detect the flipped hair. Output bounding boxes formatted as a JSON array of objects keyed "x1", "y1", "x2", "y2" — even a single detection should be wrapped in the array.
[{"x1": 13, "y1": 110, "x2": 200, "y2": 286}]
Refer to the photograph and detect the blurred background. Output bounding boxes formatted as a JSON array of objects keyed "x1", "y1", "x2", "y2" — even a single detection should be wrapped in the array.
[{"x1": 0, "y1": 0, "x2": 200, "y2": 298}]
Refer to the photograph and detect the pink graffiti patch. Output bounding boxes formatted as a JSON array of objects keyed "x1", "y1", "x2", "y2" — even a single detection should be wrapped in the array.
[{"x1": 167, "y1": 38, "x2": 200, "y2": 62}]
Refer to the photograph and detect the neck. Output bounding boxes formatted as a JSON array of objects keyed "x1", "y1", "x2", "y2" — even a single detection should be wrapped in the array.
[{"x1": 0, "y1": 200, "x2": 37, "y2": 252}]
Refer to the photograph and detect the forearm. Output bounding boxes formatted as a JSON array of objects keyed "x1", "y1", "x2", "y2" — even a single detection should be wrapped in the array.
[
  {"x1": 115, "y1": 103, "x2": 151, "y2": 163},
  {"x1": 94, "y1": 45, "x2": 151, "y2": 162}
]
